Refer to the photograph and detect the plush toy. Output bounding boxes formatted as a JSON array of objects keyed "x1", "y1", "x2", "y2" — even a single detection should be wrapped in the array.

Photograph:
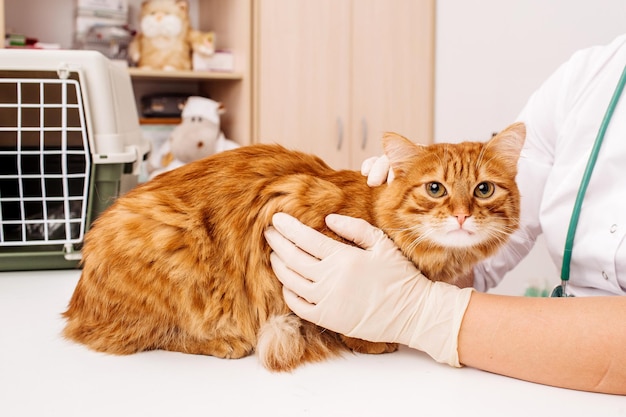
[
  {"x1": 190, "y1": 31, "x2": 216, "y2": 56},
  {"x1": 147, "y1": 96, "x2": 239, "y2": 180},
  {"x1": 129, "y1": 0, "x2": 192, "y2": 71},
  {"x1": 129, "y1": 0, "x2": 218, "y2": 71},
  {"x1": 189, "y1": 29, "x2": 224, "y2": 71}
]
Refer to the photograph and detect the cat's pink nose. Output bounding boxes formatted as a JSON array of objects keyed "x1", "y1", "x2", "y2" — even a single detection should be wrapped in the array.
[{"x1": 456, "y1": 214, "x2": 468, "y2": 227}]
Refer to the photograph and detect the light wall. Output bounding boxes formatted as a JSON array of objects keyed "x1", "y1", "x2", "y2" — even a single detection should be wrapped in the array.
[{"x1": 435, "y1": 0, "x2": 626, "y2": 142}]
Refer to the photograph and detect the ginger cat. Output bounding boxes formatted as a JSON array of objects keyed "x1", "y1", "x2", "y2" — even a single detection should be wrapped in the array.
[{"x1": 63, "y1": 123, "x2": 526, "y2": 371}]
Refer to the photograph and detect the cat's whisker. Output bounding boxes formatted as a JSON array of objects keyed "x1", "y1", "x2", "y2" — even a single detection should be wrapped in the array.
[
  {"x1": 475, "y1": 145, "x2": 487, "y2": 170},
  {"x1": 407, "y1": 229, "x2": 439, "y2": 253},
  {"x1": 384, "y1": 224, "x2": 438, "y2": 253},
  {"x1": 431, "y1": 153, "x2": 444, "y2": 168},
  {"x1": 476, "y1": 154, "x2": 499, "y2": 169}
]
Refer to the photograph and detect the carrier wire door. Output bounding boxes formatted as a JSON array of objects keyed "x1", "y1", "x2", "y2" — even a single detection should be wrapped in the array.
[{"x1": 0, "y1": 71, "x2": 91, "y2": 264}]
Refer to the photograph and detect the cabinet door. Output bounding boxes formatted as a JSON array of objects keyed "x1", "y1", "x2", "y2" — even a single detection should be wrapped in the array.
[
  {"x1": 254, "y1": 0, "x2": 352, "y2": 169},
  {"x1": 350, "y1": 0, "x2": 435, "y2": 166}
]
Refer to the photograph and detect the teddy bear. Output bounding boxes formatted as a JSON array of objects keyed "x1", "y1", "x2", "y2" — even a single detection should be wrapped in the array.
[
  {"x1": 147, "y1": 96, "x2": 239, "y2": 180},
  {"x1": 129, "y1": 0, "x2": 216, "y2": 71}
]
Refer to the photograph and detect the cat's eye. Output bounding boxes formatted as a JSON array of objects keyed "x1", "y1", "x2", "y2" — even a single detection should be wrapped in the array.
[
  {"x1": 474, "y1": 182, "x2": 495, "y2": 198},
  {"x1": 426, "y1": 182, "x2": 447, "y2": 198}
]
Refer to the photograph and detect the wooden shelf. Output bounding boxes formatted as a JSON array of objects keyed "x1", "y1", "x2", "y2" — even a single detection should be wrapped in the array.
[
  {"x1": 128, "y1": 68, "x2": 243, "y2": 81},
  {"x1": 139, "y1": 117, "x2": 181, "y2": 125}
]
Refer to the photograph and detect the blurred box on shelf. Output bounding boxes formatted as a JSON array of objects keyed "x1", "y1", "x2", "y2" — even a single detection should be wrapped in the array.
[
  {"x1": 193, "y1": 50, "x2": 235, "y2": 73},
  {"x1": 75, "y1": 24, "x2": 134, "y2": 60},
  {"x1": 73, "y1": 0, "x2": 130, "y2": 58},
  {"x1": 141, "y1": 93, "x2": 189, "y2": 118},
  {"x1": 77, "y1": 0, "x2": 129, "y2": 15}
]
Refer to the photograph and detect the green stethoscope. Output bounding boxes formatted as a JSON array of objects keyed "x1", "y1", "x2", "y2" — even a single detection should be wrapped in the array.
[{"x1": 551, "y1": 64, "x2": 626, "y2": 297}]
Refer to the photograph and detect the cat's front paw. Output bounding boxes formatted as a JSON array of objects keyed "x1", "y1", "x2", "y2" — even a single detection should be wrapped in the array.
[{"x1": 341, "y1": 336, "x2": 398, "y2": 355}]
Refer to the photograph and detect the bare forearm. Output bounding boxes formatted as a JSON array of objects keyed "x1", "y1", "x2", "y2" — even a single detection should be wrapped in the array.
[{"x1": 458, "y1": 292, "x2": 626, "y2": 394}]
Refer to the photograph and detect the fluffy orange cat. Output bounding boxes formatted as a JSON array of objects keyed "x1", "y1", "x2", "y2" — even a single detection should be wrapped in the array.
[{"x1": 63, "y1": 123, "x2": 525, "y2": 371}]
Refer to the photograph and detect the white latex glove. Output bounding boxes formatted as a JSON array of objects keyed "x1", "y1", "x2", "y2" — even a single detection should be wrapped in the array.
[
  {"x1": 264, "y1": 212, "x2": 474, "y2": 367},
  {"x1": 360, "y1": 154, "x2": 394, "y2": 186}
]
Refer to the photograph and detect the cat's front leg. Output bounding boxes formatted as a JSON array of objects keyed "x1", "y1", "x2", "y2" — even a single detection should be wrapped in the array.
[
  {"x1": 161, "y1": 335, "x2": 254, "y2": 359},
  {"x1": 340, "y1": 336, "x2": 398, "y2": 355}
]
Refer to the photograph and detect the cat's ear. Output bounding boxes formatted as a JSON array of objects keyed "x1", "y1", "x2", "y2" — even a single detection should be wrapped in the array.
[
  {"x1": 486, "y1": 122, "x2": 526, "y2": 168},
  {"x1": 382, "y1": 132, "x2": 426, "y2": 177},
  {"x1": 176, "y1": 0, "x2": 189, "y2": 12}
]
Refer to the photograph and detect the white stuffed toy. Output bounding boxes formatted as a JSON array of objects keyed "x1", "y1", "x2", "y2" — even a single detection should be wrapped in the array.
[{"x1": 148, "y1": 96, "x2": 239, "y2": 179}]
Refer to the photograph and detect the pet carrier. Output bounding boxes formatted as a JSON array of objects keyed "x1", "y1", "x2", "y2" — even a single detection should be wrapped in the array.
[{"x1": 0, "y1": 49, "x2": 149, "y2": 271}]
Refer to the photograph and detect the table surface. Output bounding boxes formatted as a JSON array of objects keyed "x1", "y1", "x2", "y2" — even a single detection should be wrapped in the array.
[{"x1": 0, "y1": 269, "x2": 624, "y2": 417}]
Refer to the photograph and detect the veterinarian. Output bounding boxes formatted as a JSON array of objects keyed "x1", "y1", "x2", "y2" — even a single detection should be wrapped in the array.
[{"x1": 264, "y1": 34, "x2": 626, "y2": 395}]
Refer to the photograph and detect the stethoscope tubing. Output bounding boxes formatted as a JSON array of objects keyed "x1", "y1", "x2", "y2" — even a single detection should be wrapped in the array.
[{"x1": 558, "y1": 63, "x2": 626, "y2": 296}]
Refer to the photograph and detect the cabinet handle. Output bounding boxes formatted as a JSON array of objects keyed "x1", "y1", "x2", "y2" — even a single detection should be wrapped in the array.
[
  {"x1": 337, "y1": 118, "x2": 344, "y2": 151},
  {"x1": 361, "y1": 118, "x2": 368, "y2": 150}
]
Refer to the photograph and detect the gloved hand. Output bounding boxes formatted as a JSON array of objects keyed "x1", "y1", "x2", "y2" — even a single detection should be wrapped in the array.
[
  {"x1": 361, "y1": 154, "x2": 394, "y2": 186},
  {"x1": 264, "y1": 212, "x2": 474, "y2": 367}
]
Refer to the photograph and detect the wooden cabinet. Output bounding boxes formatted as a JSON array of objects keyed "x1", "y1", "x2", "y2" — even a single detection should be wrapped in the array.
[
  {"x1": 350, "y1": 0, "x2": 435, "y2": 165},
  {"x1": 253, "y1": 0, "x2": 351, "y2": 168},
  {"x1": 253, "y1": 0, "x2": 435, "y2": 169}
]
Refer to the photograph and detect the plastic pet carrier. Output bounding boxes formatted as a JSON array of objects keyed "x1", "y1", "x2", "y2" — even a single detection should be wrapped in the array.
[{"x1": 0, "y1": 49, "x2": 149, "y2": 271}]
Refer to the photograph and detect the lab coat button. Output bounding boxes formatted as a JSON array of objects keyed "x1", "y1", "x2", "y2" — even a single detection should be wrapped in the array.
[
  {"x1": 602, "y1": 271, "x2": 609, "y2": 280},
  {"x1": 610, "y1": 224, "x2": 617, "y2": 233}
]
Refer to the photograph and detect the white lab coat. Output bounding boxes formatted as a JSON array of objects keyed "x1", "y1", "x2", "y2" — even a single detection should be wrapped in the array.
[{"x1": 474, "y1": 34, "x2": 626, "y2": 296}]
